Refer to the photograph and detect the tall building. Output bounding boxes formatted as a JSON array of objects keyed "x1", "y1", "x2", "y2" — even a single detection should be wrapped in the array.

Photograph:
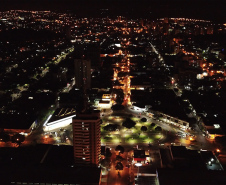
[
  {"x1": 163, "y1": 23, "x2": 169, "y2": 35},
  {"x1": 86, "y1": 43, "x2": 101, "y2": 68},
  {"x1": 72, "y1": 110, "x2": 101, "y2": 166},
  {"x1": 65, "y1": 25, "x2": 71, "y2": 39},
  {"x1": 74, "y1": 42, "x2": 85, "y2": 59},
  {"x1": 74, "y1": 58, "x2": 91, "y2": 89},
  {"x1": 207, "y1": 25, "x2": 214, "y2": 34},
  {"x1": 164, "y1": 17, "x2": 169, "y2": 24}
]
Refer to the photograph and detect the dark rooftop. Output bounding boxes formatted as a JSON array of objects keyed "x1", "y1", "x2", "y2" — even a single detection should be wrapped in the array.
[
  {"x1": 134, "y1": 150, "x2": 146, "y2": 159},
  {"x1": 73, "y1": 109, "x2": 100, "y2": 120},
  {"x1": 170, "y1": 146, "x2": 188, "y2": 159},
  {"x1": 157, "y1": 168, "x2": 226, "y2": 185},
  {"x1": 0, "y1": 144, "x2": 74, "y2": 166},
  {"x1": 8, "y1": 165, "x2": 101, "y2": 185},
  {"x1": 0, "y1": 114, "x2": 36, "y2": 129}
]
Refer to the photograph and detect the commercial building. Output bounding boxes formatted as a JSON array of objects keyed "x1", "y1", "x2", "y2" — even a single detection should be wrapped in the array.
[
  {"x1": 43, "y1": 107, "x2": 76, "y2": 132},
  {"x1": 133, "y1": 150, "x2": 147, "y2": 164},
  {"x1": 97, "y1": 93, "x2": 112, "y2": 109},
  {"x1": 72, "y1": 109, "x2": 101, "y2": 166}
]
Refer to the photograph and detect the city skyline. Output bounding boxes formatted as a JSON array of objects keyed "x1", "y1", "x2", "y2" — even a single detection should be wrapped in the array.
[
  {"x1": 0, "y1": 7, "x2": 226, "y2": 185},
  {"x1": 1, "y1": 0, "x2": 226, "y2": 22}
]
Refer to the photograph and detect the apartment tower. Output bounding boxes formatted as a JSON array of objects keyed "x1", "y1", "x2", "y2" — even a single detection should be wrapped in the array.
[
  {"x1": 72, "y1": 110, "x2": 101, "y2": 166},
  {"x1": 74, "y1": 58, "x2": 91, "y2": 89}
]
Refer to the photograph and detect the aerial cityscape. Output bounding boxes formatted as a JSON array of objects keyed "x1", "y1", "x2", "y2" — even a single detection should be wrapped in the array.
[{"x1": 1, "y1": 1, "x2": 226, "y2": 184}]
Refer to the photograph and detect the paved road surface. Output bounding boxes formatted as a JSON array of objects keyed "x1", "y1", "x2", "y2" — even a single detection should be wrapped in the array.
[{"x1": 107, "y1": 151, "x2": 130, "y2": 185}]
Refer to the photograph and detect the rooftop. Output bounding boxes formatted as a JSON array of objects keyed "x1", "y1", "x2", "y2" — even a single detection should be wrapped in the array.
[
  {"x1": 134, "y1": 150, "x2": 146, "y2": 159},
  {"x1": 170, "y1": 146, "x2": 188, "y2": 159},
  {"x1": 157, "y1": 168, "x2": 226, "y2": 185},
  {"x1": 0, "y1": 144, "x2": 74, "y2": 166},
  {"x1": 47, "y1": 107, "x2": 76, "y2": 123},
  {"x1": 8, "y1": 165, "x2": 101, "y2": 184},
  {"x1": 0, "y1": 114, "x2": 36, "y2": 129}
]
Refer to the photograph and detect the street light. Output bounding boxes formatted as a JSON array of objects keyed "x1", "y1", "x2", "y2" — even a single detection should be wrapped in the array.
[{"x1": 135, "y1": 163, "x2": 142, "y2": 178}]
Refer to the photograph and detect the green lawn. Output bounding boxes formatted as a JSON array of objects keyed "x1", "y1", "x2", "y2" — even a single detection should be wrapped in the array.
[{"x1": 124, "y1": 133, "x2": 161, "y2": 144}]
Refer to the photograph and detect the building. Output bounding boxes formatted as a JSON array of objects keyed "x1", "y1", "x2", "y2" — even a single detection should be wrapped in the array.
[
  {"x1": 0, "y1": 145, "x2": 102, "y2": 185},
  {"x1": 156, "y1": 168, "x2": 226, "y2": 185},
  {"x1": 154, "y1": 111, "x2": 190, "y2": 130},
  {"x1": 72, "y1": 109, "x2": 101, "y2": 166},
  {"x1": 97, "y1": 93, "x2": 112, "y2": 109},
  {"x1": 74, "y1": 58, "x2": 91, "y2": 89},
  {"x1": 0, "y1": 114, "x2": 37, "y2": 135},
  {"x1": 133, "y1": 150, "x2": 146, "y2": 164},
  {"x1": 207, "y1": 25, "x2": 214, "y2": 34},
  {"x1": 9, "y1": 166, "x2": 102, "y2": 185},
  {"x1": 74, "y1": 42, "x2": 85, "y2": 59},
  {"x1": 43, "y1": 107, "x2": 76, "y2": 132},
  {"x1": 65, "y1": 24, "x2": 71, "y2": 39},
  {"x1": 86, "y1": 43, "x2": 101, "y2": 68}
]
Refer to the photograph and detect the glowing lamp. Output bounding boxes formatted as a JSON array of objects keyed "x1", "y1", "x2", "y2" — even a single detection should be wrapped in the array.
[{"x1": 135, "y1": 163, "x2": 142, "y2": 167}]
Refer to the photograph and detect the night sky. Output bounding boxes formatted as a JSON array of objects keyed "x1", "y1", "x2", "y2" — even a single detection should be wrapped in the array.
[{"x1": 1, "y1": 0, "x2": 226, "y2": 22}]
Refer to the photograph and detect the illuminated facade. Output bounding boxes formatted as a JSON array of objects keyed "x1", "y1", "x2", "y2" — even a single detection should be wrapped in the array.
[
  {"x1": 43, "y1": 108, "x2": 76, "y2": 131},
  {"x1": 72, "y1": 110, "x2": 101, "y2": 166}
]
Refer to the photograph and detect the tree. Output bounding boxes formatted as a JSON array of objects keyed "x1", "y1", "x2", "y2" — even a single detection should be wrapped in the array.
[
  {"x1": 155, "y1": 126, "x2": 162, "y2": 131},
  {"x1": 11, "y1": 134, "x2": 25, "y2": 144},
  {"x1": 115, "y1": 162, "x2": 124, "y2": 171},
  {"x1": 100, "y1": 158, "x2": 111, "y2": 168},
  {"x1": 36, "y1": 74, "x2": 41, "y2": 79},
  {"x1": 111, "y1": 104, "x2": 124, "y2": 111},
  {"x1": 122, "y1": 118, "x2": 136, "y2": 129},
  {"x1": 150, "y1": 123, "x2": 156, "y2": 127},
  {"x1": 115, "y1": 96, "x2": 123, "y2": 105},
  {"x1": 141, "y1": 126, "x2": 148, "y2": 132},
  {"x1": 0, "y1": 133, "x2": 10, "y2": 142},
  {"x1": 103, "y1": 124, "x2": 118, "y2": 131},
  {"x1": 106, "y1": 148, "x2": 112, "y2": 158},
  {"x1": 115, "y1": 145, "x2": 124, "y2": 154},
  {"x1": 140, "y1": 117, "x2": 147, "y2": 122},
  {"x1": 116, "y1": 155, "x2": 125, "y2": 162}
]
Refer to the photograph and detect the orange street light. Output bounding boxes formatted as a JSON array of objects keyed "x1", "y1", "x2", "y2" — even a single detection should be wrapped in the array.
[{"x1": 217, "y1": 149, "x2": 220, "y2": 153}]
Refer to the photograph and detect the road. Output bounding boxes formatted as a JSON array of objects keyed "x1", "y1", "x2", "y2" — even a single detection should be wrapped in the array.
[{"x1": 107, "y1": 150, "x2": 131, "y2": 185}]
